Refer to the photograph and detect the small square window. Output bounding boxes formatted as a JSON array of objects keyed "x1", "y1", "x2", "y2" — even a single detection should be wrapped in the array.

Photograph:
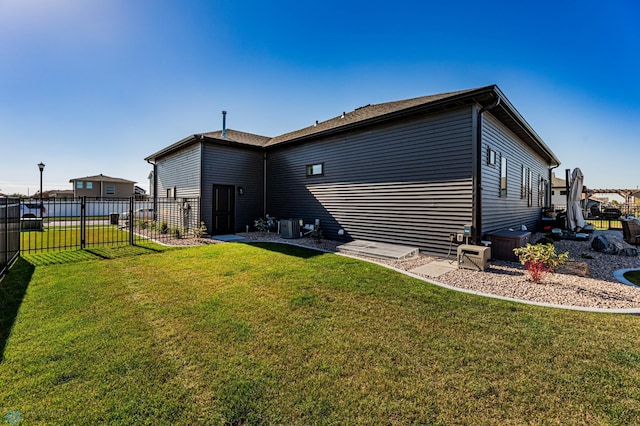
[
  {"x1": 76, "y1": 181, "x2": 83, "y2": 189},
  {"x1": 106, "y1": 185, "x2": 115, "y2": 195},
  {"x1": 487, "y1": 148, "x2": 496, "y2": 166},
  {"x1": 306, "y1": 163, "x2": 323, "y2": 177},
  {"x1": 86, "y1": 182, "x2": 93, "y2": 189}
]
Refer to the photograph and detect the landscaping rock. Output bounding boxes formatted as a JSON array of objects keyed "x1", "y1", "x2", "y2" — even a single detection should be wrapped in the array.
[
  {"x1": 591, "y1": 234, "x2": 638, "y2": 257},
  {"x1": 556, "y1": 260, "x2": 590, "y2": 277}
]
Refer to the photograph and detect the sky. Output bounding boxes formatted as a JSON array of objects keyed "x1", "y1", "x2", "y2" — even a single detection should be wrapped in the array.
[{"x1": 1, "y1": 0, "x2": 639, "y2": 197}]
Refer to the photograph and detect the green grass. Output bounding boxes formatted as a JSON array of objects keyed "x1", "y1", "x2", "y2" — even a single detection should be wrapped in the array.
[
  {"x1": 2, "y1": 243, "x2": 640, "y2": 424},
  {"x1": 624, "y1": 270, "x2": 640, "y2": 286},
  {"x1": 20, "y1": 225, "x2": 136, "y2": 252}
]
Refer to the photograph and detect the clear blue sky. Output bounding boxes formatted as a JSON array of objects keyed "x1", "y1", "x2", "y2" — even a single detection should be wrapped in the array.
[{"x1": 1, "y1": 0, "x2": 638, "y2": 196}]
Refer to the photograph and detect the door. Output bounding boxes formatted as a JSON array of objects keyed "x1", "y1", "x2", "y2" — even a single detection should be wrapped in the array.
[{"x1": 212, "y1": 185, "x2": 235, "y2": 235}]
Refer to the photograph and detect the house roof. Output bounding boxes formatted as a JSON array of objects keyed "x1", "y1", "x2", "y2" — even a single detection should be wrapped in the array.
[
  {"x1": 551, "y1": 172, "x2": 566, "y2": 187},
  {"x1": 69, "y1": 174, "x2": 136, "y2": 184},
  {"x1": 146, "y1": 85, "x2": 560, "y2": 166}
]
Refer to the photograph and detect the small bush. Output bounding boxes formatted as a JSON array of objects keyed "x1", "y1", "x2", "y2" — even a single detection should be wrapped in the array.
[
  {"x1": 310, "y1": 227, "x2": 324, "y2": 241},
  {"x1": 513, "y1": 243, "x2": 569, "y2": 283},
  {"x1": 157, "y1": 222, "x2": 169, "y2": 234},
  {"x1": 193, "y1": 221, "x2": 207, "y2": 238}
]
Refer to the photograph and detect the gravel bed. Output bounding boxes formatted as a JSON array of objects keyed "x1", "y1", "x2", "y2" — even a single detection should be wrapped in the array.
[{"x1": 237, "y1": 231, "x2": 640, "y2": 310}]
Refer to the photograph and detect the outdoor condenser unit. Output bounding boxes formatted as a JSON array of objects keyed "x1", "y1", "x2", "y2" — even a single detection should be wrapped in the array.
[
  {"x1": 457, "y1": 244, "x2": 491, "y2": 272},
  {"x1": 280, "y1": 219, "x2": 301, "y2": 239}
]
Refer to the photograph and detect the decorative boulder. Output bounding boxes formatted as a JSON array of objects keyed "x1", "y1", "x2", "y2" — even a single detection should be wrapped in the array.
[
  {"x1": 556, "y1": 260, "x2": 590, "y2": 277},
  {"x1": 591, "y1": 234, "x2": 638, "y2": 257}
]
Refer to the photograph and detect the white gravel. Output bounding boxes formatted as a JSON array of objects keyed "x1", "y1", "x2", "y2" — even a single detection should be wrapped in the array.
[{"x1": 236, "y1": 231, "x2": 640, "y2": 310}]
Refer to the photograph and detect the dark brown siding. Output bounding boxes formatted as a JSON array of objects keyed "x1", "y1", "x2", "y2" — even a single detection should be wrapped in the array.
[
  {"x1": 202, "y1": 144, "x2": 264, "y2": 234},
  {"x1": 266, "y1": 107, "x2": 475, "y2": 254},
  {"x1": 481, "y1": 112, "x2": 550, "y2": 235}
]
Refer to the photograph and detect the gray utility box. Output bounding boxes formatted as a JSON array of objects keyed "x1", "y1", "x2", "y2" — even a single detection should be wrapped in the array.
[
  {"x1": 280, "y1": 219, "x2": 301, "y2": 239},
  {"x1": 457, "y1": 244, "x2": 491, "y2": 271},
  {"x1": 486, "y1": 230, "x2": 531, "y2": 261}
]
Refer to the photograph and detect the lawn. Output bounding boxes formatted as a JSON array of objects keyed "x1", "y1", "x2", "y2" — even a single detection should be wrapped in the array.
[
  {"x1": 2, "y1": 243, "x2": 640, "y2": 424},
  {"x1": 20, "y1": 225, "x2": 136, "y2": 253},
  {"x1": 624, "y1": 270, "x2": 640, "y2": 286}
]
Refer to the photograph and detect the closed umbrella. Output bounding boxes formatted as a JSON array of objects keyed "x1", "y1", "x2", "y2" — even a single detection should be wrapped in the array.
[{"x1": 567, "y1": 168, "x2": 586, "y2": 232}]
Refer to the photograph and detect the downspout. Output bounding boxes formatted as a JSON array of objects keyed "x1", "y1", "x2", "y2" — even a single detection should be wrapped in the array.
[
  {"x1": 263, "y1": 151, "x2": 267, "y2": 217},
  {"x1": 473, "y1": 96, "x2": 501, "y2": 244},
  {"x1": 548, "y1": 165, "x2": 559, "y2": 208},
  {"x1": 146, "y1": 159, "x2": 157, "y2": 219}
]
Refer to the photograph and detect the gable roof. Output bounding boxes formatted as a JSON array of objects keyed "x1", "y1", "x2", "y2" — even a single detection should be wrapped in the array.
[
  {"x1": 146, "y1": 85, "x2": 559, "y2": 166},
  {"x1": 69, "y1": 174, "x2": 136, "y2": 184}
]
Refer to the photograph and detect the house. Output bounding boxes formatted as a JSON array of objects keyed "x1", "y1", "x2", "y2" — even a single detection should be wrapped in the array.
[
  {"x1": 42, "y1": 189, "x2": 74, "y2": 200},
  {"x1": 70, "y1": 174, "x2": 136, "y2": 199},
  {"x1": 145, "y1": 85, "x2": 560, "y2": 254},
  {"x1": 550, "y1": 172, "x2": 568, "y2": 208}
]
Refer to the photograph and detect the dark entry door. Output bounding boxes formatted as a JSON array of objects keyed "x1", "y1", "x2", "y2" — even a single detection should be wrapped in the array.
[{"x1": 212, "y1": 185, "x2": 235, "y2": 235}]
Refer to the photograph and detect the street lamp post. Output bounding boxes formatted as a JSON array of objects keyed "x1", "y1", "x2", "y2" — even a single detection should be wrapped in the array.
[{"x1": 37, "y1": 162, "x2": 45, "y2": 218}]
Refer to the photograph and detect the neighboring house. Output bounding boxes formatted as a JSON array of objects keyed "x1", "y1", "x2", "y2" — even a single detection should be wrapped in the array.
[
  {"x1": 43, "y1": 189, "x2": 74, "y2": 200},
  {"x1": 146, "y1": 85, "x2": 561, "y2": 254},
  {"x1": 134, "y1": 185, "x2": 147, "y2": 200},
  {"x1": 70, "y1": 174, "x2": 136, "y2": 198},
  {"x1": 550, "y1": 172, "x2": 568, "y2": 208}
]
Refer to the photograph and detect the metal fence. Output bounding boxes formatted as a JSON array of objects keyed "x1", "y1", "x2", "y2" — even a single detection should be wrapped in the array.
[
  {"x1": 19, "y1": 197, "x2": 202, "y2": 254},
  {"x1": 1, "y1": 198, "x2": 21, "y2": 276}
]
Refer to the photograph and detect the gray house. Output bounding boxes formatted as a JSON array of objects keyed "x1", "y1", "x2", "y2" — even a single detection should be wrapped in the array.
[{"x1": 145, "y1": 85, "x2": 560, "y2": 254}]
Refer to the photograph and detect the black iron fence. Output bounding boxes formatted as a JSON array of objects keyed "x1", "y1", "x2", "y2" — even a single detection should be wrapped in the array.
[
  {"x1": 19, "y1": 197, "x2": 202, "y2": 254},
  {"x1": 1, "y1": 198, "x2": 20, "y2": 276}
]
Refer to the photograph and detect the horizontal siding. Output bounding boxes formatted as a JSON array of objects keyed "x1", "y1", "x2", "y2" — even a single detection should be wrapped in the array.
[
  {"x1": 202, "y1": 144, "x2": 264, "y2": 233},
  {"x1": 481, "y1": 112, "x2": 551, "y2": 235},
  {"x1": 156, "y1": 143, "x2": 202, "y2": 199},
  {"x1": 267, "y1": 107, "x2": 474, "y2": 254}
]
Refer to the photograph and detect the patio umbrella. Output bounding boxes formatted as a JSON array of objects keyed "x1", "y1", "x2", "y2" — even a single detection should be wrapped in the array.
[{"x1": 567, "y1": 167, "x2": 586, "y2": 232}]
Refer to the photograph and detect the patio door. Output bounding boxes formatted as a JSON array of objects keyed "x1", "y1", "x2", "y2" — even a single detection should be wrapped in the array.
[{"x1": 212, "y1": 185, "x2": 235, "y2": 235}]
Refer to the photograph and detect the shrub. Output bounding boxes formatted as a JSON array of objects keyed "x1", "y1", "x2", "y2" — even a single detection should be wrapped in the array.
[
  {"x1": 254, "y1": 218, "x2": 269, "y2": 232},
  {"x1": 310, "y1": 227, "x2": 324, "y2": 241},
  {"x1": 513, "y1": 243, "x2": 569, "y2": 283},
  {"x1": 193, "y1": 221, "x2": 207, "y2": 238},
  {"x1": 157, "y1": 222, "x2": 169, "y2": 234}
]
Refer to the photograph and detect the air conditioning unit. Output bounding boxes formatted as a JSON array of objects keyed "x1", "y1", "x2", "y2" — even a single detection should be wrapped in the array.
[
  {"x1": 457, "y1": 244, "x2": 491, "y2": 271},
  {"x1": 280, "y1": 219, "x2": 301, "y2": 239}
]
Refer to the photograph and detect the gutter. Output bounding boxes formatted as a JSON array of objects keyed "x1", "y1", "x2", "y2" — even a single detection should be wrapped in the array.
[{"x1": 473, "y1": 95, "x2": 501, "y2": 244}]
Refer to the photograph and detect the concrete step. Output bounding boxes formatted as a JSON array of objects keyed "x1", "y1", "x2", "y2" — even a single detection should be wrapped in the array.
[{"x1": 337, "y1": 240, "x2": 419, "y2": 260}]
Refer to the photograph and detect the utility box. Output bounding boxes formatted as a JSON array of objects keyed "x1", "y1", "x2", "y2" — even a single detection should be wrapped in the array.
[
  {"x1": 457, "y1": 244, "x2": 491, "y2": 271},
  {"x1": 486, "y1": 230, "x2": 531, "y2": 261},
  {"x1": 280, "y1": 219, "x2": 301, "y2": 239}
]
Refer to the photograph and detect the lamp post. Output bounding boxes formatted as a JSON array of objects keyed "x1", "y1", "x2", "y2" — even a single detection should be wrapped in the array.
[{"x1": 37, "y1": 162, "x2": 45, "y2": 218}]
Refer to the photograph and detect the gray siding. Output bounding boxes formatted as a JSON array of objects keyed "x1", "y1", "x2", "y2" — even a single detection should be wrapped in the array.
[
  {"x1": 156, "y1": 143, "x2": 202, "y2": 199},
  {"x1": 202, "y1": 144, "x2": 264, "y2": 234},
  {"x1": 481, "y1": 112, "x2": 550, "y2": 235},
  {"x1": 267, "y1": 107, "x2": 475, "y2": 254}
]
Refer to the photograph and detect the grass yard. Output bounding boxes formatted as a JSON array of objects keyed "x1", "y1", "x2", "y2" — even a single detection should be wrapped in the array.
[
  {"x1": 624, "y1": 270, "x2": 640, "y2": 286},
  {"x1": 20, "y1": 226, "x2": 135, "y2": 252},
  {"x1": 2, "y1": 243, "x2": 640, "y2": 424}
]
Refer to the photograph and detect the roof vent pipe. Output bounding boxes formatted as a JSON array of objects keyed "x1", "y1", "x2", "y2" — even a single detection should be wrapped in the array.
[{"x1": 222, "y1": 110, "x2": 227, "y2": 138}]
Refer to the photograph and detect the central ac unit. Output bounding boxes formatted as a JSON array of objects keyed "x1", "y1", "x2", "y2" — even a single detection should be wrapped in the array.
[{"x1": 280, "y1": 219, "x2": 301, "y2": 239}]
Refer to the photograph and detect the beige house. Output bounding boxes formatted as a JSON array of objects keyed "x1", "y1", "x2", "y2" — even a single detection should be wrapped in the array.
[{"x1": 70, "y1": 174, "x2": 136, "y2": 198}]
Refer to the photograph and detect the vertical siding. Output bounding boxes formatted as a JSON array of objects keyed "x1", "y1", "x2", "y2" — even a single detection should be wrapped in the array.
[
  {"x1": 481, "y1": 113, "x2": 550, "y2": 235},
  {"x1": 267, "y1": 107, "x2": 475, "y2": 254},
  {"x1": 156, "y1": 143, "x2": 202, "y2": 199},
  {"x1": 202, "y1": 144, "x2": 264, "y2": 234}
]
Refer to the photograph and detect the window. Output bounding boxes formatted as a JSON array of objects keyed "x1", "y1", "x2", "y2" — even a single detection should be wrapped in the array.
[
  {"x1": 487, "y1": 148, "x2": 496, "y2": 166},
  {"x1": 527, "y1": 169, "x2": 533, "y2": 207},
  {"x1": 538, "y1": 176, "x2": 546, "y2": 207},
  {"x1": 76, "y1": 181, "x2": 83, "y2": 189},
  {"x1": 106, "y1": 185, "x2": 115, "y2": 195},
  {"x1": 500, "y1": 156, "x2": 507, "y2": 197},
  {"x1": 521, "y1": 166, "x2": 526, "y2": 199},
  {"x1": 86, "y1": 182, "x2": 93, "y2": 189},
  {"x1": 560, "y1": 190, "x2": 567, "y2": 196},
  {"x1": 306, "y1": 163, "x2": 323, "y2": 177},
  {"x1": 167, "y1": 187, "x2": 176, "y2": 199}
]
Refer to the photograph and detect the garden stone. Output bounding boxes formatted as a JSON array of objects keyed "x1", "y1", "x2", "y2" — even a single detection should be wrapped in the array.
[
  {"x1": 556, "y1": 260, "x2": 590, "y2": 277},
  {"x1": 591, "y1": 234, "x2": 638, "y2": 257}
]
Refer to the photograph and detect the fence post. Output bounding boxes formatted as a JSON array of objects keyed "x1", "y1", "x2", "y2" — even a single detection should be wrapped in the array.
[
  {"x1": 80, "y1": 196, "x2": 86, "y2": 249},
  {"x1": 129, "y1": 197, "x2": 134, "y2": 245}
]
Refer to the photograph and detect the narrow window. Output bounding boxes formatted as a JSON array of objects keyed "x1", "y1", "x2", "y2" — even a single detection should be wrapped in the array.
[
  {"x1": 521, "y1": 166, "x2": 526, "y2": 199},
  {"x1": 76, "y1": 181, "x2": 83, "y2": 189},
  {"x1": 527, "y1": 169, "x2": 533, "y2": 207},
  {"x1": 500, "y1": 156, "x2": 507, "y2": 197},
  {"x1": 106, "y1": 185, "x2": 115, "y2": 195},
  {"x1": 167, "y1": 187, "x2": 176, "y2": 199},
  {"x1": 306, "y1": 163, "x2": 324, "y2": 177}
]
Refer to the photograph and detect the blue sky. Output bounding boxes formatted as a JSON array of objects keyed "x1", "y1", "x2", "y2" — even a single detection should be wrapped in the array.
[{"x1": 1, "y1": 0, "x2": 638, "y2": 196}]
